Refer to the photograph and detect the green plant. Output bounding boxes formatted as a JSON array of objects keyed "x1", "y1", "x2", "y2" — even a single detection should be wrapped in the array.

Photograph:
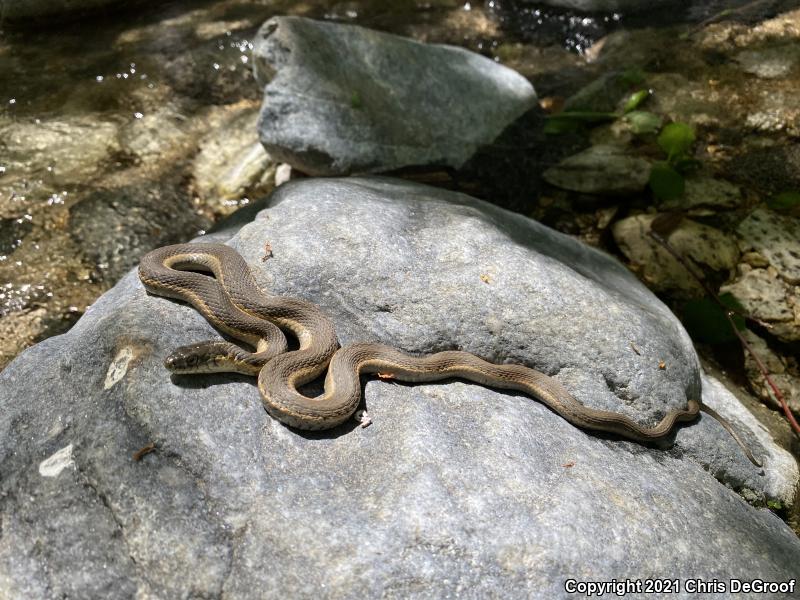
[
  {"x1": 648, "y1": 122, "x2": 700, "y2": 201},
  {"x1": 544, "y1": 83, "x2": 702, "y2": 202},
  {"x1": 543, "y1": 88, "x2": 651, "y2": 134}
]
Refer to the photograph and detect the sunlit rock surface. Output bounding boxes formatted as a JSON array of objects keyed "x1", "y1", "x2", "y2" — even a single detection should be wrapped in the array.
[
  {"x1": 612, "y1": 214, "x2": 740, "y2": 297},
  {"x1": 0, "y1": 177, "x2": 796, "y2": 598},
  {"x1": 253, "y1": 16, "x2": 537, "y2": 176}
]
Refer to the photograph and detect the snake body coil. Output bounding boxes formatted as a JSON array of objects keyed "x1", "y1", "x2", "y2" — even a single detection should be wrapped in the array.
[{"x1": 138, "y1": 243, "x2": 760, "y2": 465}]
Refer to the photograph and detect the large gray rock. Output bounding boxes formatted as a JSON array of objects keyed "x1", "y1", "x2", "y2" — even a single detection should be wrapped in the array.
[
  {"x1": 0, "y1": 178, "x2": 797, "y2": 598},
  {"x1": 253, "y1": 17, "x2": 537, "y2": 176}
]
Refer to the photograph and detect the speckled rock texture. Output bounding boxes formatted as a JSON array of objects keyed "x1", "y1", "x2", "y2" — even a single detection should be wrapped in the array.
[
  {"x1": 612, "y1": 214, "x2": 740, "y2": 296},
  {"x1": 741, "y1": 330, "x2": 800, "y2": 414},
  {"x1": 724, "y1": 209, "x2": 800, "y2": 344},
  {"x1": 0, "y1": 178, "x2": 797, "y2": 598},
  {"x1": 737, "y1": 208, "x2": 800, "y2": 285},
  {"x1": 659, "y1": 176, "x2": 743, "y2": 215},
  {"x1": 253, "y1": 17, "x2": 537, "y2": 176},
  {"x1": 722, "y1": 266, "x2": 799, "y2": 343},
  {"x1": 542, "y1": 145, "x2": 651, "y2": 195}
]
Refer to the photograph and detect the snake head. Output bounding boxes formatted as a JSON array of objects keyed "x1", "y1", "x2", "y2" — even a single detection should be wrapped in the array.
[{"x1": 164, "y1": 341, "x2": 233, "y2": 374}]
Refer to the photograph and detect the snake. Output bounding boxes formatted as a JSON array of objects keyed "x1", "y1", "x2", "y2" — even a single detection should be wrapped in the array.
[{"x1": 138, "y1": 243, "x2": 761, "y2": 466}]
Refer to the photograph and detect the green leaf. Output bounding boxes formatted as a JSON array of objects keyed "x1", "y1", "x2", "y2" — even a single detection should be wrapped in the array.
[
  {"x1": 623, "y1": 89, "x2": 650, "y2": 113},
  {"x1": 543, "y1": 111, "x2": 617, "y2": 134},
  {"x1": 657, "y1": 122, "x2": 695, "y2": 160},
  {"x1": 350, "y1": 92, "x2": 363, "y2": 109},
  {"x1": 682, "y1": 293, "x2": 745, "y2": 345},
  {"x1": 767, "y1": 191, "x2": 800, "y2": 212},
  {"x1": 767, "y1": 500, "x2": 784, "y2": 511},
  {"x1": 624, "y1": 110, "x2": 662, "y2": 135},
  {"x1": 649, "y1": 162, "x2": 685, "y2": 201}
]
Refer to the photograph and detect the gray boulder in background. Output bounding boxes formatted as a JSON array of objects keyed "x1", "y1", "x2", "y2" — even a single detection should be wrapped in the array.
[
  {"x1": 0, "y1": 178, "x2": 797, "y2": 598},
  {"x1": 253, "y1": 17, "x2": 537, "y2": 176}
]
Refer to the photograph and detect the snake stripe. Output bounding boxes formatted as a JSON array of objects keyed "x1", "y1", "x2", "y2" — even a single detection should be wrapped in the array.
[{"x1": 138, "y1": 243, "x2": 760, "y2": 466}]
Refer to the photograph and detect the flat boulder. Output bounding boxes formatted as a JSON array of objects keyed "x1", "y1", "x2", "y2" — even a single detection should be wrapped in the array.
[
  {"x1": 253, "y1": 17, "x2": 537, "y2": 176},
  {"x1": 0, "y1": 178, "x2": 796, "y2": 597}
]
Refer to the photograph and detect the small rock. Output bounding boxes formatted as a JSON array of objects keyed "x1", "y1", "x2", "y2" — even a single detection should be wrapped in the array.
[
  {"x1": 744, "y1": 89, "x2": 800, "y2": 137},
  {"x1": 274, "y1": 163, "x2": 293, "y2": 187},
  {"x1": 118, "y1": 106, "x2": 191, "y2": 163},
  {"x1": 613, "y1": 214, "x2": 739, "y2": 295},
  {"x1": 0, "y1": 117, "x2": 119, "y2": 184},
  {"x1": 659, "y1": 176, "x2": 742, "y2": 214},
  {"x1": 542, "y1": 145, "x2": 651, "y2": 195},
  {"x1": 192, "y1": 105, "x2": 276, "y2": 210},
  {"x1": 253, "y1": 16, "x2": 537, "y2": 176},
  {"x1": 722, "y1": 266, "x2": 800, "y2": 342},
  {"x1": 742, "y1": 330, "x2": 800, "y2": 414},
  {"x1": 741, "y1": 251, "x2": 771, "y2": 268},
  {"x1": 735, "y1": 44, "x2": 800, "y2": 79},
  {"x1": 737, "y1": 208, "x2": 800, "y2": 284}
]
